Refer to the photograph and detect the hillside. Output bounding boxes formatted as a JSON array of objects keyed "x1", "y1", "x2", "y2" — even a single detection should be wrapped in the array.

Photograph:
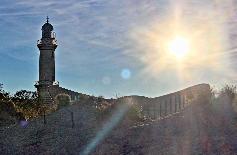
[
  {"x1": 93, "y1": 100, "x2": 237, "y2": 154},
  {"x1": 1, "y1": 96, "x2": 237, "y2": 155}
]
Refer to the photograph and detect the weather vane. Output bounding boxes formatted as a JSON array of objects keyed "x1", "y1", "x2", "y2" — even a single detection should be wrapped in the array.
[{"x1": 46, "y1": 16, "x2": 49, "y2": 23}]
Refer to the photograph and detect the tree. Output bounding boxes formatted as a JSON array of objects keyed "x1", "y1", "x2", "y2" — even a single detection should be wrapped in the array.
[
  {"x1": 12, "y1": 90, "x2": 37, "y2": 108},
  {"x1": 219, "y1": 85, "x2": 236, "y2": 102},
  {"x1": 0, "y1": 83, "x2": 10, "y2": 101},
  {"x1": 0, "y1": 84, "x2": 24, "y2": 125},
  {"x1": 13, "y1": 90, "x2": 37, "y2": 101},
  {"x1": 0, "y1": 83, "x2": 3, "y2": 92},
  {"x1": 12, "y1": 90, "x2": 40, "y2": 120},
  {"x1": 0, "y1": 83, "x2": 12, "y2": 110}
]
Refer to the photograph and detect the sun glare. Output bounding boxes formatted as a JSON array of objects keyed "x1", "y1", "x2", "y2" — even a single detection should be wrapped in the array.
[{"x1": 168, "y1": 36, "x2": 190, "y2": 59}]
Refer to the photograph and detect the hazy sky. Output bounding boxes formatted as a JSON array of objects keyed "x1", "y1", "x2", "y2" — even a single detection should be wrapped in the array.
[{"x1": 0, "y1": 0, "x2": 236, "y2": 98}]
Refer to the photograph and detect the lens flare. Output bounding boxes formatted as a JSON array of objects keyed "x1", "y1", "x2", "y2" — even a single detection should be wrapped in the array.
[
  {"x1": 81, "y1": 98, "x2": 133, "y2": 155},
  {"x1": 121, "y1": 68, "x2": 131, "y2": 80}
]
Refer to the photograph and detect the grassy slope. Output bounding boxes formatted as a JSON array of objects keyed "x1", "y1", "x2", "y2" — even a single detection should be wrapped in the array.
[
  {"x1": 1, "y1": 100, "x2": 237, "y2": 155},
  {"x1": 93, "y1": 102, "x2": 237, "y2": 155}
]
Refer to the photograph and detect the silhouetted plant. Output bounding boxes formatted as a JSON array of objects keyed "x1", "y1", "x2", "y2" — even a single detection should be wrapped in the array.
[
  {"x1": 219, "y1": 85, "x2": 236, "y2": 103},
  {"x1": 0, "y1": 84, "x2": 24, "y2": 125},
  {"x1": 0, "y1": 83, "x2": 10, "y2": 101},
  {"x1": 13, "y1": 90, "x2": 37, "y2": 107},
  {"x1": 0, "y1": 83, "x2": 3, "y2": 92},
  {"x1": 11, "y1": 90, "x2": 43, "y2": 120},
  {"x1": 127, "y1": 104, "x2": 143, "y2": 121}
]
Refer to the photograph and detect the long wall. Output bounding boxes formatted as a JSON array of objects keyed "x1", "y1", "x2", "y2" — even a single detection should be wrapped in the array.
[
  {"x1": 47, "y1": 85, "x2": 81, "y2": 103},
  {"x1": 46, "y1": 83, "x2": 210, "y2": 119},
  {"x1": 137, "y1": 83, "x2": 211, "y2": 119}
]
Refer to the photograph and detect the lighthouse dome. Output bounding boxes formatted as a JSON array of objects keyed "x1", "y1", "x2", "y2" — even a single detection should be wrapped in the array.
[
  {"x1": 42, "y1": 22, "x2": 53, "y2": 32},
  {"x1": 41, "y1": 17, "x2": 54, "y2": 38}
]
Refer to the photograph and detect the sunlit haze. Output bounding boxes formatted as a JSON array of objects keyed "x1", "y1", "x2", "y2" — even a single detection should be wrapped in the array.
[
  {"x1": 0, "y1": 0, "x2": 236, "y2": 98},
  {"x1": 168, "y1": 36, "x2": 190, "y2": 59}
]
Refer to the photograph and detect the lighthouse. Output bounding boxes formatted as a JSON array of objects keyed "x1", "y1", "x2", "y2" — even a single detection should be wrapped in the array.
[{"x1": 35, "y1": 17, "x2": 58, "y2": 103}]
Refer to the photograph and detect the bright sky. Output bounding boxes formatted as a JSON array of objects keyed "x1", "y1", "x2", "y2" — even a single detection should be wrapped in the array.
[{"x1": 0, "y1": 0, "x2": 236, "y2": 98}]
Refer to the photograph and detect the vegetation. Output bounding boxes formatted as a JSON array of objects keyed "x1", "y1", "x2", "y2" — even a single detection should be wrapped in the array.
[
  {"x1": 12, "y1": 90, "x2": 41, "y2": 120},
  {"x1": 0, "y1": 84, "x2": 23, "y2": 125},
  {"x1": 55, "y1": 94, "x2": 71, "y2": 108},
  {"x1": 0, "y1": 82, "x2": 237, "y2": 127},
  {"x1": 0, "y1": 84, "x2": 50, "y2": 123},
  {"x1": 209, "y1": 84, "x2": 237, "y2": 105},
  {"x1": 126, "y1": 103, "x2": 143, "y2": 121},
  {"x1": 219, "y1": 85, "x2": 236, "y2": 102}
]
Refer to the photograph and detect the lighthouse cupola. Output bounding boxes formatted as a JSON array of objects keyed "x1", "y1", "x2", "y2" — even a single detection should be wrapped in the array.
[{"x1": 42, "y1": 17, "x2": 54, "y2": 38}]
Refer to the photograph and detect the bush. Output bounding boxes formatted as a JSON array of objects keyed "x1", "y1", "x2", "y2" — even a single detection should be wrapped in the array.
[
  {"x1": 55, "y1": 94, "x2": 71, "y2": 109},
  {"x1": 127, "y1": 104, "x2": 143, "y2": 121}
]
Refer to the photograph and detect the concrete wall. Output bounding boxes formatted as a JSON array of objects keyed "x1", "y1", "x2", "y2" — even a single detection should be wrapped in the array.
[{"x1": 140, "y1": 83, "x2": 211, "y2": 120}]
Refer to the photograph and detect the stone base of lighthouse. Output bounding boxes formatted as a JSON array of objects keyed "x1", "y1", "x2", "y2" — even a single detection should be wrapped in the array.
[{"x1": 35, "y1": 82, "x2": 81, "y2": 104}]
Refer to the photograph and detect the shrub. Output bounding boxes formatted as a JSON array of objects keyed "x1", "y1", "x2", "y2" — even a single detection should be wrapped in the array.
[
  {"x1": 55, "y1": 94, "x2": 71, "y2": 109},
  {"x1": 127, "y1": 104, "x2": 143, "y2": 121}
]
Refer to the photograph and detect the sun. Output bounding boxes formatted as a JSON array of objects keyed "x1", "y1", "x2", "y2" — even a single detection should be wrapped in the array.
[{"x1": 168, "y1": 36, "x2": 190, "y2": 59}]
